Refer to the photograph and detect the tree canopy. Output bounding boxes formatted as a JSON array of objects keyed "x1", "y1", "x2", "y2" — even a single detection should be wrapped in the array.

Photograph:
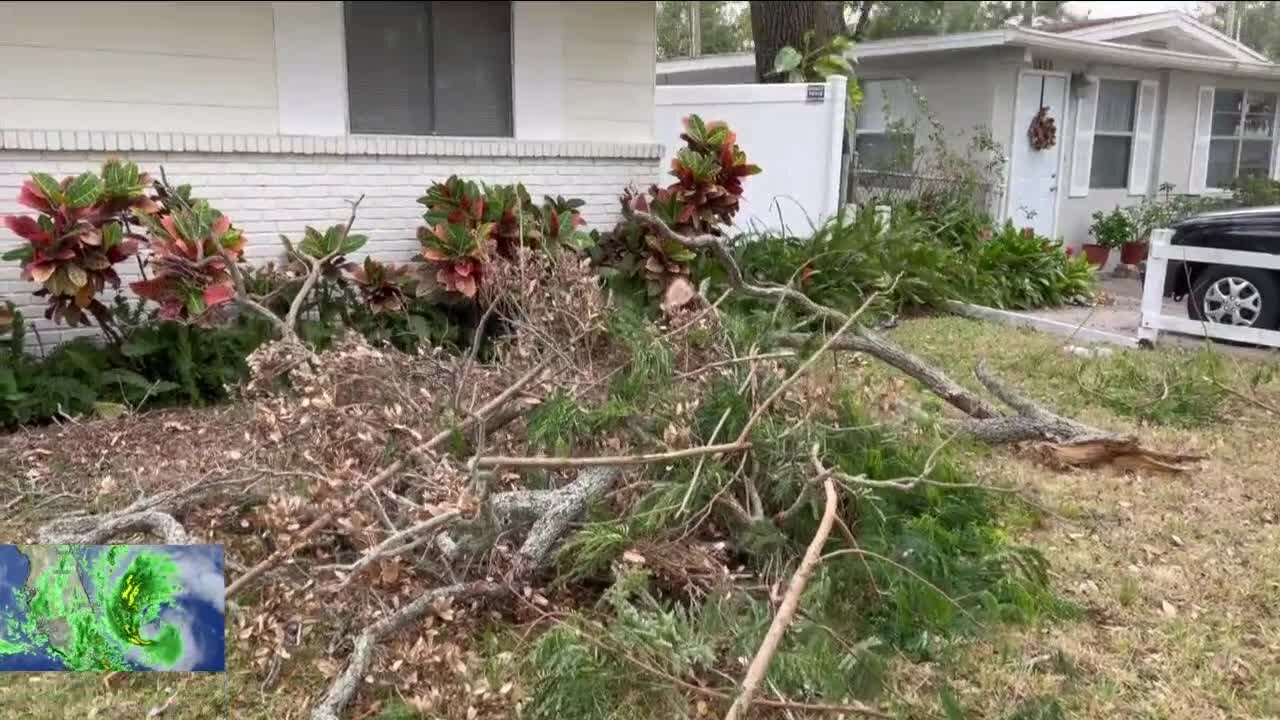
[{"x1": 657, "y1": 1, "x2": 753, "y2": 60}]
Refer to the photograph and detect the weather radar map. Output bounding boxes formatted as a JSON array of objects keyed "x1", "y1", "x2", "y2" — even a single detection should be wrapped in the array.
[{"x1": 0, "y1": 544, "x2": 224, "y2": 671}]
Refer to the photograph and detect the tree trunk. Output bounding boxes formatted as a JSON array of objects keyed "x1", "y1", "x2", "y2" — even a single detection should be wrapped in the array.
[{"x1": 749, "y1": 1, "x2": 840, "y2": 83}]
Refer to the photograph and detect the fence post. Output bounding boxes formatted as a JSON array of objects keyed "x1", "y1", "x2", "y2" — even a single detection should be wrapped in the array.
[
  {"x1": 1137, "y1": 228, "x2": 1173, "y2": 345},
  {"x1": 823, "y1": 75, "x2": 848, "y2": 223},
  {"x1": 875, "y1": 205, "x2": 891, "y2": 236}
]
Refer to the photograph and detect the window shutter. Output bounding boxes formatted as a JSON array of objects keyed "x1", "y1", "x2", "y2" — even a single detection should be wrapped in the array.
[
  {"x1": 1128, "y1": 80, "x2": 1159, "y2": 196},
  {"x1": 1069, "y1": 80, "x2": 1099, "y2": 197},
  {"x1": 344, "y1": 2, "x2": 433, "y2": 135},
  {"x1": 1188, "y1": 86, "x2": 1215, "y2": 194},
  {"x1": 430, "y1": 1, "x2": 513, "y2": 137},
  {"x1": 1271, "y1": 100, "x2": 1280, "y2": 180}
]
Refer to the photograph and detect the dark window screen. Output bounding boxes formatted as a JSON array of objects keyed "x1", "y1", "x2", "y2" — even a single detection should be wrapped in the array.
[{"x1": 345, "y1": 2, "x2": 512, "y2": 136}]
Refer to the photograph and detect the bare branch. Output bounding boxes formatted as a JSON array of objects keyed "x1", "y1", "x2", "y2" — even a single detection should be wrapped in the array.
[
  {"x1": 724, "y1": 477, "x2": 838, "y2": 720},
  {"x1": 284, "y1": 194, "x2": 365, "y2": 332},
  {"x1": 328, "y1": 510, "x2": 461, "y2": 592},
  {"x1": 472, "y1": 441, "x2": 750, "y2": 470},
  {"x1": 310, "y1": 581, "x2": 507, "y2": 720}
]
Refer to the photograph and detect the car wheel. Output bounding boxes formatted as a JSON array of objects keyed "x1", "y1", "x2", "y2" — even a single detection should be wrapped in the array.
[{"x1": 1186, "y1": 265, "x2": 1280, "y2": 329}]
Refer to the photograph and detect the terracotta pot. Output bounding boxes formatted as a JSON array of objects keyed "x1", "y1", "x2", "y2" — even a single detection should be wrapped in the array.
[
  {"x1": 1081, "y1": 244, "x2": 1110, "y2": 266},
  {"x1": 1120, "y1": 241, "x2": 1148, "y2": 265}
]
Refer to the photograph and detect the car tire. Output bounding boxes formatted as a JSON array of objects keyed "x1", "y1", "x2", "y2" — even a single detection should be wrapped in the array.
[{"x1": 1186, "y1": 265, "x2": 1280, "y2": 330}]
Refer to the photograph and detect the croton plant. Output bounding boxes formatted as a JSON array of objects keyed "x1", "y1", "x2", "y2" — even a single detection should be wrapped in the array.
[
  {"x1": 348, "y1": 257, "x2": 412, "y2": 314},
  {"x1": 2, "y1": 160, "x2": 157, "y2": 327},
  {"x1": 596, "y1": 114, "x2": 761, "y2": 295},
  {"x1": 416, "y1": 176, "x2": 588, "y2": 299},
  {"x1": 129, "y1": 185, "x2": 247, "y2": 323}
]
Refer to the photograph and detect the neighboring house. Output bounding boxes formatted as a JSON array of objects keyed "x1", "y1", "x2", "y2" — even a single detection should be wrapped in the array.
[
  {"x1": 657, "y1": 12, "x2": 1280, "y2": 249},
  {"x1": 0, "y1": 1, "x2": 660, "y2": 341}
]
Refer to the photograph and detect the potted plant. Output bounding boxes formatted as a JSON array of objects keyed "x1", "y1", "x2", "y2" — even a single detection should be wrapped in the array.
[
  {"x1": 1119, "y1": 204, "x2": 1151, "y2": 265},
  {"x1": 1086, "y1": 208, "x2": 1131, "y2": 266}
]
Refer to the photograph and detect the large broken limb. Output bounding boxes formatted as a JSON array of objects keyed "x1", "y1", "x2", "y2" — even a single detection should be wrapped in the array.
[
  {"x1": 312, "y1": 466, "x2": 621, "y2": 720},
  {"x1": 439, "y1": 466, "x2": 623, "y2": 574},
  {"x1": 36, "y1": 475, "x2": 241, "y2": 544},
  {"x1": 40, "y1": 510, "x2": 189, "y2": 545},
  {"x1": 623, "y1": 209, "x2": 1199, "y2": 470}
]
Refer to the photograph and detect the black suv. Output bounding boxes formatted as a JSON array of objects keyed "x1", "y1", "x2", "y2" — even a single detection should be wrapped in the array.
[{"x1": 1162, "y1": 207, "x2": 1280, "y2": 330}]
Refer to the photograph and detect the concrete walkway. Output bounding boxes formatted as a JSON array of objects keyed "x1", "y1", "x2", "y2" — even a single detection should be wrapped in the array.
[{"x1": 975, "y1": 277, "x2": 1279, "y2": 360}]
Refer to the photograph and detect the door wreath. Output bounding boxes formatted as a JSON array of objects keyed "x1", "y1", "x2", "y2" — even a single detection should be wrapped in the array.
[{"x1": 1028, "y1": 106, "x2": 1057, "y2": 151}]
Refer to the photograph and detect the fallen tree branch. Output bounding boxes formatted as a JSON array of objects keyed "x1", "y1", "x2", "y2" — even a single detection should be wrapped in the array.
[
  {"x1": 40, "y1": 510, "x2": 189, "y2": 545},
  {"x1": 472, "y1": 442, "x2": 749, "y2": 470},
  {"x1": 35, "y1": 474, "x2": 242, "y2": 545},
  {"x1": 310, "y1": 580, "x2": 507, "y2": 720},
  {"x1": 328, "y1": 510, "x2": 461, "y2": 592},
  {"x1": 313, "y1": 466, "x2": 621, "y2": 720},
  {"x1": 517, "y1": 599, "x2": 891, "y2": 718},
  {"x1": 625, "y1": 206, "x2": 1188, "y2": 460},
  {"x1": 724, "y1": 477, "x2": 838, "y2": 720},
  {"x1": 228, "y1": 357, "x2": 550, "y2": 598},
  {"x1": 628, "y1": 208, "x2": 1006, "y2": 422}
]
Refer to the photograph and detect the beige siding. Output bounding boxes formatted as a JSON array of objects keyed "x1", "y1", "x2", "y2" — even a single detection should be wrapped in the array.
[
  {"x1": 0, "y1": 1, "x2": 278, "y2": 134},
  {"x1": 561, "y1": 2, "x2": 655, "y2": 143}
]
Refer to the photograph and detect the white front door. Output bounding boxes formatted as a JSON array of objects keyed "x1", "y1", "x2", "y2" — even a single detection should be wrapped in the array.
[{"x1": 1008, "y1": 72, "x2": 1068, "y2": 238}]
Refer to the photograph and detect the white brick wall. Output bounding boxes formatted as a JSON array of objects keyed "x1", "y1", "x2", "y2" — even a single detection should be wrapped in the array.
[{"x1": 0, "y1": 147, "x2": 660, "y2": 345}]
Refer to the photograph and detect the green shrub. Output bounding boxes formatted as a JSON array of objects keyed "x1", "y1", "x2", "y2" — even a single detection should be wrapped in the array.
[
  {"x1": 1229, "y1": 176, "x2": 1280, "y2": 207},
  {"x1": 956, "y1": 222, "x2": 1096, "y2": 310},
  {"x1": 726, "y1": 212, "x2": 1095, "y2": 317},
  {"x1": 726, "y1": 207, "x2": 955, "y2": 318},
  {"x1": 0, "y1": 306, "x2": 274, "y2": 426},
  {"x1": 1088, "y1": 207, "x2": 1134, "y2": 249}
]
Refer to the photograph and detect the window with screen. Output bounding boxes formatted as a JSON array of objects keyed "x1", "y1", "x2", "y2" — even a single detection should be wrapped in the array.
[
  {"x1": 1090, "y1": 79, "x2": 1137, "y2": 189},
  {"x1": 1206, "y1": 89, "x2": 1276, "y2": 189},
  {"x1": 344, "y1": 1, "x2": 513, "y2": 137},
  {"x1": 855, "y1": 80, "x2": 915, "y2": 172}
]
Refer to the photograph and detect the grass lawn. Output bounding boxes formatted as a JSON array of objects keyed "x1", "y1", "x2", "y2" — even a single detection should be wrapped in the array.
[
  {"x1": 0, "y1": 316, "x2": 1276, "y2": 720},
  {"x1": 868, "y1": 317, "x2": 1280, "y2": 720}
]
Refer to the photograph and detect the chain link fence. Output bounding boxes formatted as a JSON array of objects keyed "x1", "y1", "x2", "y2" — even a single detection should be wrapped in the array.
[{"x1": 847, "y1": 161, "x2": 1002, "y2": 217}]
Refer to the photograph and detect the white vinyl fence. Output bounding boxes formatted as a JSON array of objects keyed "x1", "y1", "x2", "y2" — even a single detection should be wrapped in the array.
[
  {"x1": 654, "y1": 76, "x2": 847, "y2": 234},
  {"x1": 1139, "y1": 228, "x2": 1280, "y2": 348}
]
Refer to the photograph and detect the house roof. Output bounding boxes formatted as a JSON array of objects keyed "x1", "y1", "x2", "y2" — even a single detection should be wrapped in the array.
[
  {"x1": 1047, "y1": 10, "x2": 1270, "y2": 63},
  {"x1": 657, "y1": 13, "x2": 1280, "y2": 80},
  {"x1": 1039, "y1": 14, "x2": 1150, "y2": 34}
]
